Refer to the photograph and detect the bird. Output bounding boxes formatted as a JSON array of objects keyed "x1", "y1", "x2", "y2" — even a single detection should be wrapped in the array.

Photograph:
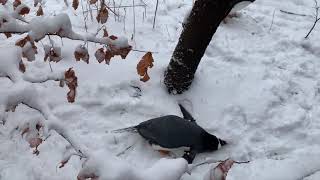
[{"x1": 113, "y1": 104, "x2": 227, "y2": 164}]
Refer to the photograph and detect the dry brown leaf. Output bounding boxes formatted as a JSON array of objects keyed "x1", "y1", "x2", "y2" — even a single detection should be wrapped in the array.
[
  {"x1": 16, "y1": 36, "x2": 38, "y2": 61},
  {"x1": 117, "y1": 46, "x2": 132, "y2": 59},
  {"x1": 104, "y1": 49, "x2": 113, "y2": 64},
  {"x1": 140, "y1": 73, "x2": 150, "y2": 82},
  {"x1": 21, "y1": 127, "x2": 30, "y2": 137},
  {"x1": 72, "y1": 0, "x2": 79, "y2": 10},
  {"x1": 109, "y1": 35, "x2": 117, "y2": 40},
  {"x1": 28, "y1": 137, "x2": 43, "y2": 148},
  {"x1": 36, "y1": 5, "x2": 44, "y2": 16},
  {"x1": 44, "y1": 46, "x2": 62, "y2": 62},
  {"x1": 13, "y1": 0, "x2": 21, "y2": 9},
  {"x1": 89, "y1": 0, "x2": 97, "y2": 4},
  {"x1": 65, "y1": 68, "x2": 78, "y2": 103},
  {"x1": 96, "y1": 5, "x2": 108, "y2": 24},
  {"x1": 95, "y1": 48, "x2": 105, "y2": 63},
  {"x1": 15, "y1": 35, "x2": 31, "y2": 47},
  {"x1": 0, "y1": 0, "x2": 8, "y2": 5},
  {"x1": 4, "y1": 32, "x2": 12, "y2": 38},
  {"x1": 206, "y1": 159, "x2": 235, "y2": 180},
  {"x1": 19, "y1": 59, "x2": 26, "y2": 73},
  {"x1": 103, "y1": 28, "x2": 108, "y2": 37},
  {"x1": 19, "y1": 6, "x2": 30, "y2": 16},
  {"x1": 74, "y1": 45, "x2": 89, "y2": 64},
  {"x1": 137, "y1": 52, "x2": 154, "y2": 82},
  {"x1": 77, "y1": 173, "x2": 99, "y2": 180}
]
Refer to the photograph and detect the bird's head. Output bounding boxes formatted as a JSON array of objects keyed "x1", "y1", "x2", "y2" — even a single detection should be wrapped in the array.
[{"x1": 204, "y1": 133, "x2": 227, "y2": 151}]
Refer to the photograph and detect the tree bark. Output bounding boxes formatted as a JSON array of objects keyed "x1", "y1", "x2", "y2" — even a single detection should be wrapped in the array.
[{"x1": 164, "y1": 0, "x2": 245, "y2": 94}]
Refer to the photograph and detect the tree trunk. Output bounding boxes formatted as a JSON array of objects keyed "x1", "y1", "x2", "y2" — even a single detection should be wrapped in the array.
[{"x1": 164, "y1": 0, "x2": 244, "y2": 94}]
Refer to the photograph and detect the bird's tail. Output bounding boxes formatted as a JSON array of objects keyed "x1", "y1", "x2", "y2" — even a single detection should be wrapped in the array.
[{"x1": 111, "y1": 126, "x2": 138, "y2": 133}]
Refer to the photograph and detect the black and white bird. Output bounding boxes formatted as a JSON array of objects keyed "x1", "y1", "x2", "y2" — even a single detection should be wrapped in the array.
[{"x1": 113, "y1": 104, "x2": 227, "y2": 164}]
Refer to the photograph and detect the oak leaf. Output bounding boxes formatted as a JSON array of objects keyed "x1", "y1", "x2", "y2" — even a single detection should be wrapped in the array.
[
  {"x1": 36, "y1": 5, "x2": 44, "y2": 16},
  {"x1": 77, "y1": 173, "x2": 99, "y2": 180},
  {"x1": 104, "y1": 49, "x2": 113, "y2": 64},
  {"x1": 137, "y1": 52, "x2": 154, "y2": 82},
  {"x1": 44, "y1": 45, "x2": 62, "y2": 62},
  {"x1": 89, "y1": 0, "x2": 97, "y2": 4},
  {"x1": 95, "y1": 48, "x2": 105, "y2": 63},
  {"x1": 96, "y1": 5, "x2": 108, "y2": 24},
  {"x1": 0, "y1": 0, "x2": 7, "y2": 5},
  {"x1": 19, "y1": 59, "x2": 26, "y2": 73},
  {"x1": 103, "y1": 28, "x2": 108, "y2": 37},
  {"x1": 4, "y1": 32, "x2": 12, "y2": 38},
  {"x1": 74, "y1": 45, "x2": 89, "y2": 64},
  {"x1": 72, "y1": 0, "x2": 79, "y2": 10},
  {"x1": 204, "y1": 159, "x2": 235, "y2": 180},
  {"x1": 15, "y1": 35, "x2": 31, "y2": 47},
  {"x1": 13, "y1": 0, "x2": 21, "y2": 9},
  {"x1": 19, "y1": 6, "x2": 30, "y2": 16},
  {"x1": 109, "y1": 35, "x2": 117, "y2": 40},
  {"x1": 65, "y1": 68, "x2": 78, "y2": 103}
]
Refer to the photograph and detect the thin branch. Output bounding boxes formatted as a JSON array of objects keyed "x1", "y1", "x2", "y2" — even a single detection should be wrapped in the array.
[
  {"x1": 132, "y1": 49, "x2": 158, "y2": 53},
  {"x1": 279, "y1": 10, "x2": 308, "y2": 17},
  {"x1": 116, "y1": 143, "x2": 136, "y2": 156},
  {"x1": 269, "y1": 9, "x2": 276, "y2": 32},
  {"x1": 305, "y1": 0, "x2": 320, "y2": 38},
  {"x1": 189, "y1": 158, "x2": 250, "y2": 171},
  {"x1": 153, "y1": 0, "x2": 159, "y2": 29},
  {"x1": 81, "y1": 5, "x2": 147, "y2": 14},
  {"x1": 132, "y1": 0, "x2": 136, "y2": 39},
  {"x1": 299, "y1": 169, "x2": 320, "y2": 180}
]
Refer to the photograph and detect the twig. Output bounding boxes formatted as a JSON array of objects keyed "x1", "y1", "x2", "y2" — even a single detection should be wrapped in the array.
[
  {"x1": 153, "y1": 0, "x2": 159, "y2": 29},
  {"x1": 64, "y1": 0, "x2": 69, "y2": 7},
  {"x1": 299, "y1": 169, "x2": 320, "y2": 180},
  {"x1": 47, "y1": 35, "x2": 54, "y2": 72},
  {"x1": 269, "y1": 9, "x2": 276, "y2": 32},
  {"x1": 305, "y1": 0, "x2": 320, "y2": 38},
  {"x1": 189, "y1": 159, "x2": 250, "y2": 171},
  {"x1": 132, "y1": 49, "x2": 158, "y2": 53},
  {"x1": 80, "y1": 0, "x2": 89, "y2": 33},
  {"x1": 116, "y1": 144, "x2": 135, "y2": 156},
  {"x1": 279, "y1": 10, "x2": 308, "y2": 17},
  {"x1": 81, "y1": 4, "x2": 146, "y2": 13},
  {"x1": 132, "y1": 0, "x2": 136, "y2": 39}
]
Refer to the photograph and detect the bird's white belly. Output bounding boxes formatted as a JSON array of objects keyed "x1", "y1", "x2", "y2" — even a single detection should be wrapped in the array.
[{"x1": 151, "y1": 144, "x2": 191, "y2": 152}]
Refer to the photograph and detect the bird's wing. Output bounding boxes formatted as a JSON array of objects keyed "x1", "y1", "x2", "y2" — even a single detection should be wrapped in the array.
[{"x1": 178, "y1": 104, "x2": 196, "y2": 122}]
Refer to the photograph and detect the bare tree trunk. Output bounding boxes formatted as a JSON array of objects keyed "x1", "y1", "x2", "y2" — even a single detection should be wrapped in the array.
[{"x1": 164, "y1": 0, "x2": 245, "y2": 94}]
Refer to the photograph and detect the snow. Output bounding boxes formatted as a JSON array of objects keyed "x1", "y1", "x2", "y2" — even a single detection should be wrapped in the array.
[
  {"x1": 0, "y1": 47, "x2": 23, "y2": 81},
  {"x1": 1, "y1": 0, "x2": 320, "y2": 179}
]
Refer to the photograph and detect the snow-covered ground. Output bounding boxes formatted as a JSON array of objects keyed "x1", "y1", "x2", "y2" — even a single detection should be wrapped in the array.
[{"x1": 1, "y1": 0, "x2": 320, "y2": 179}]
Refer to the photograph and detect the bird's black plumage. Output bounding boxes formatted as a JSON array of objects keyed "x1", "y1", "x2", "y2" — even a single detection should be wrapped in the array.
[
  {"x1": 138, "y1": 115, "x2": 211, "y2": 151},
  {"x1": 178, "y1": 104, "x2": 196, "y2": 122},
  {"x1": 113, "y1": 104, "x2": 227, "y2": 163}
]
